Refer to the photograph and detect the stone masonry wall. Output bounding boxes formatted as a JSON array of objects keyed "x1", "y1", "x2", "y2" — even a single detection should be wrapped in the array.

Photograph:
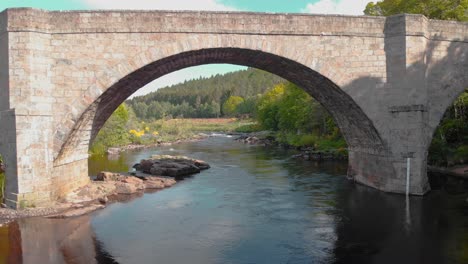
[{"x1": 1, "y1": 8, "x2": 467, "y2": 207}]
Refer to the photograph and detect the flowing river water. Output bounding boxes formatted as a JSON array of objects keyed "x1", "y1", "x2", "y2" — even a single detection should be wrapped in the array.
[{"x1": 1, "y1": 135, "x2": 468, "y2": 263}]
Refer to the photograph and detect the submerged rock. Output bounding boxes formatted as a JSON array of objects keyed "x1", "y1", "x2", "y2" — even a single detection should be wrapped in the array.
[{"x1": 135, "y1": 155, "x2": 210, "y2": 177}]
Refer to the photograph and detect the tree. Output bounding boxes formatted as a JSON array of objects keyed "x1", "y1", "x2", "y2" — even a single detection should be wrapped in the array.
[
  {"x1": 364, "y1": 0, "x2": 467, "y2": 21},
  {"x1": 236, "y1": 96, "x2": 259, "y2": 117},
  {"x1": 222, "y1": 96, "x2": 245, "y2": 117},
  {"x1": 90, "y1": 104, "x2": 131, "y2": 154},
  {"x1": 257, "y1": 83, "x2": 286, "y2": 130}
]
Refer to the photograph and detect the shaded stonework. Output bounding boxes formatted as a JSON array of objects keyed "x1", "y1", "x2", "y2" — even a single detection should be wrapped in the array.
[{"x1": 0, "y1": 8, "x2": 466, "y2": 208}]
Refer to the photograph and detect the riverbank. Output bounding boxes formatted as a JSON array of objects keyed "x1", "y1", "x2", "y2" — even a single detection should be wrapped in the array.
[
  {"x1": 0, "y1": 155, "x2": 210, "y2": 223},
  {"x1": 429, "y1": 164, "x2": 468, "y2": 179},
  {"x1": 94, "y1": 118, "x2": 256, "y2": 156},
  {"x1": 105, "y1": 133, "x2": 208, "y2": 155},
  {"x1": 234, "y1": 131, "x2": 348, "y2": 161},
  {"x1": 0, "y1": 174, "x2": 176, "y2": 224}
]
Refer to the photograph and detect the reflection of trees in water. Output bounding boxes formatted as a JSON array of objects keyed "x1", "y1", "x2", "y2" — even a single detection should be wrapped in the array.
[{"x1": 89, "y1": 153, "x2": 130, "y2": 176}]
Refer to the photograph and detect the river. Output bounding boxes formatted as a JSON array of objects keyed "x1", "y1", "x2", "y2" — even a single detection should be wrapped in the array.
[{"x1": 1, "y1": 135, "x2": 468, "y2": 263}]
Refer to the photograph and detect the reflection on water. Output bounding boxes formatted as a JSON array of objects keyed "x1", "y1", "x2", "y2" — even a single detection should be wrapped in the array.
[{"x1": 2, "y1": 136, "x2": 468, "y2": 263}]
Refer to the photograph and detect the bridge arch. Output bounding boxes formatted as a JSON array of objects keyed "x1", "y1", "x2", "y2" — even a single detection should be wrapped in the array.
[
  {"x1": 54, "y1": 47, "x2": 387, "y2": 165},
  {"x1": 425, "y1": 41, "x2": 468, "y2": 167}
]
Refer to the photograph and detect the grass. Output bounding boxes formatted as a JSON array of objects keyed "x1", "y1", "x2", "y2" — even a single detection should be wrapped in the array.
[
  {"x1": 128, "y1": 118, "x2": 257, "y2": 144},
  {"x1": 276, "y1": 132, "x2": 347, "y2": 152},
  {"x1": 161, "y1": 118, "x2": 254, "y2": 133}
]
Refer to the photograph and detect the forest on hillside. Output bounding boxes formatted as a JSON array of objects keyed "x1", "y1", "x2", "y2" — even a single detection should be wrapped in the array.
[{"x1": 127, "y1": 68, "x2": 285, "y2": 119}]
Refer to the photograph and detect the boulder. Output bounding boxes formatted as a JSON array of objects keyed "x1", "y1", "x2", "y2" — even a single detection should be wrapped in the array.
[
  {"x1": 135, "y1": 155, "x2": 210, "y2": 177},
  {"x1": 193, "y1": 160, "x2": 210, "y2": 170},
  {"x1": 144, "y1": 176, "x2": 177, "y2": 188},
  {"x1": 122, "y1": 176, "x2": 143, "y2": 184},
  {"x1": 96, "y1": 171, "x2": 124, "y2": 181},
  {"x1": 144, "y1": 179, "x2": 165, "y2": 189},
  {"x1": 115, "y1": 182, "x2": 139, "y2": 195},
  {"x1": 121, "y1": 176, "x2": 145, "y2": 190}
]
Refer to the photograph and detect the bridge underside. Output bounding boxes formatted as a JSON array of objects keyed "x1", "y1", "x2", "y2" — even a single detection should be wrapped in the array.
[{"x1": 0, "y1": 8, "x2": 466, "y2": 208}]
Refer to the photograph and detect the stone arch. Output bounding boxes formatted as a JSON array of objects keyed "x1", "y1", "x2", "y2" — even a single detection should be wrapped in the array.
[
  {"x1": 54, "y1": 47, "x2": 388, "y2": 167},
  {"x1": 424, "y1": 40, "x2": 468, "y2": 163}
]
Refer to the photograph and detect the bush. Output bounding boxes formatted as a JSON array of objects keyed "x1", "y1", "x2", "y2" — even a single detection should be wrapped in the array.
[{"x1": 235, "y1": 123, "x2": 263, "y2": 133}]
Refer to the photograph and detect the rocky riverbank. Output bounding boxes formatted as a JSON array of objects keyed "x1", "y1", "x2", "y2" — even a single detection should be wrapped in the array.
[
  {"x1": 106, "y1": 133, "x2": 208, "y2": 155},
  {"x1": 235, "y1": 132, "x2": 348, "y2": 161},
  {"x1": 0, "y1": 155, "x2": 210, "y2": 223},
  {"x1": 428, "y1": 164, "x2": 468, "y2": 179}
]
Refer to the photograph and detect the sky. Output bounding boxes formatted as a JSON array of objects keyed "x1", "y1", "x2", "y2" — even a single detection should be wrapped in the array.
[{"x1": 0, "y1": 0, "x2": 371, "y2": 97}]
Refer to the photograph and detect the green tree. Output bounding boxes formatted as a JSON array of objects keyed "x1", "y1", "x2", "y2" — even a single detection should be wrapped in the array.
[
  {"x1": 364, "y1": 0, "x2": 467, "y2": 21},
  {"x1": 236, "y1": 96, "x2": 259, "y2": 117},
  {"x1": 222, "y1": 96, "x2": 245, "y2": 117},
  {"x1": 257, "y1": 83, "x2": 285, "y2": 130},
  {"x1": 90, "y1": 104, "x2": 131, "y2": 154}
]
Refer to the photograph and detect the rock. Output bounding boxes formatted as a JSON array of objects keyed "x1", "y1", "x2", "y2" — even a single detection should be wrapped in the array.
[
  {"x1": 122, "y1": 176, "x2": 143, "y2": 184},
  {"x1": 96, "y1": 171, "x2": 124, "y2": 181},
  {"x1": 194, "y1": 160, "x2": 210, "y2": 170},
  {"x1": 47, "y1": 204, "x2": 105, "y2": 218},
  {"x1": 140, "y1": 160, "x2": 156, "y2": 174},
  {"x1": 144, "y1": 179, "x2": 165, "y2": 189},
  {"x1": 162, "y1": 178, "x2": 177, "y2": 187},
  {"x1": 107, "y1": 148, "x2": 121, "y2": 155},
  {"x1": 121, "y1": 176, "x2": 145, "y2": 190},
  {"x1": 98, "y1": 197, "x2": 108, "y2": 204},
  {"x1": 135, "y1": 155, "x2": 210, "y2": 177},
  {"x1": 115, "y1": 182, "x2": 139, "y2": 194}
]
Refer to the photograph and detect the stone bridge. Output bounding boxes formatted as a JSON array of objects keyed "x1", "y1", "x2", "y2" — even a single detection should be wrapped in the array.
[{"x1": 0, "y1": 8, "x2": 466, "y2": 208}]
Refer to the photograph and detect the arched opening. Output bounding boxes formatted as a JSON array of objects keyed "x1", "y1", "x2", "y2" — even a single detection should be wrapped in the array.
[
  {"x1": 423, "y1": 40, "x2": 468, "y2": 187},
  {"x1": 427, "y1": 88, "x2": 468, "y2": 179},
  {"x1": 55, "y1": 48, "x2": 388, "y2": 166}
]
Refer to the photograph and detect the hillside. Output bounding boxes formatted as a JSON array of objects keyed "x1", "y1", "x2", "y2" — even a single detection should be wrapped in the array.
[{"x1": 127, "y1": 68, "x2": 285, "y2": 119}]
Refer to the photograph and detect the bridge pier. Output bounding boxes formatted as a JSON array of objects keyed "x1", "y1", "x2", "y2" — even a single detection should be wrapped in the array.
[
  {"x1": 348, "y1": 149, "x2": 430, "y2": 195},
  {"x1": 0, "y1": 110, "x2": 89, "y2": 208}
]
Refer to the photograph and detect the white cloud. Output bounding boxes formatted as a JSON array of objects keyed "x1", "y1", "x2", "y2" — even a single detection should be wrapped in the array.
[
  {"x1": 80, "y1": 0, "x2": 237, "y2": 11},
  {"x1": 302, "y1": 0, "x2": 369, "y2": 15}
]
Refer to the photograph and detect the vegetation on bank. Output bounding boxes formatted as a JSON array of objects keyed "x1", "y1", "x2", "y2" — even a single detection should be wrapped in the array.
[
  {"x1": 89, "y1": 104, "x2": 256, "y2": 155},
  {"x1": 255, "y1": 82, "x2": 347, "y2": 153}
]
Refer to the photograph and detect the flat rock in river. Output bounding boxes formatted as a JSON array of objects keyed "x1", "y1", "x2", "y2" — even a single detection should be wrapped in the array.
[{"x1": 135, "y1": 155, "x2": 210, "y2": 177}]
